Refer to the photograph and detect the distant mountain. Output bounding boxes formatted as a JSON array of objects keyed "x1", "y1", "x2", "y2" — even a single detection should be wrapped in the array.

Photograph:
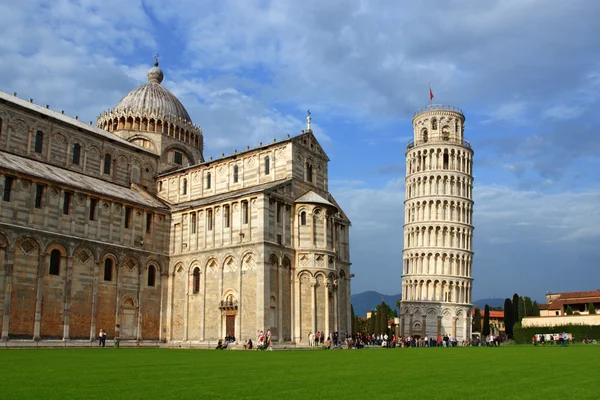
[
  {"x1": 472, "y1": 298, "x2": 505, "y2": 309},
  {"x1": 351, "y1": 292, "x2": 506, "y2": 317},
  {"x1": 351, "y1": 291, "x2": 402, "y2": 317}
]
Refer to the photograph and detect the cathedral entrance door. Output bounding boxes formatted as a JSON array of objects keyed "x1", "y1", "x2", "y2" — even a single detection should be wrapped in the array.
[
  {"x1": 226, "y1": 315, "x2": 235, "y2": 338},
  {"x1": 120, "y1": 298, "x2": 137, "y2": 339}
]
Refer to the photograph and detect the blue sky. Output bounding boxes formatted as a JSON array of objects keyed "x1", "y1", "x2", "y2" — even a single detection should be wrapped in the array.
[{"x1": 1, "y1": 0, "x2": 599, "y2": 302}]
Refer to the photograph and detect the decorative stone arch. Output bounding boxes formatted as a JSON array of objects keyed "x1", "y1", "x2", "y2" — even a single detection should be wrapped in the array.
[
  {"x1": 268, "y1": 253, "x2": 279, "y2": 268},
  {"x1": 206, "y1": 257, "x2": 219, "y2": 275},
  {"x1": 241, "y1": 252, "x2": 256, "y2": 271},
  {"x1": 72, "y1": 245, "x2": 96, "y2": 268},
  {"x1": 162, "y1": 143, "x2": 195, "y2": 165},
  {"x1": 122, "y1": 255, "x2": 140, "y2": 273},
  {"x1": 282, "y1": 255, "x2": 292, "y2": 269},
  {"x1": 119, "y1": 295, "x2": 138, "y2": 339},
  {"x1": 222, "y1": 288, "x2": 239, "y2": 303},
  {"x1": 45, "y1": 241, "x2": 68, "y2": 277},
  {"x1": 128, "y1": 134, "x2": 158, "y2": 153},
  {"x1": 145, "y1": 260, "x2": 161, "y2": 287},
  {"x1": 222, "y1": 255, "x2": 238, "y2": 273},
  {"x1": 99, "y1": 252, "x2": 119, "y2": 283},
  {"x1": 171, "y1": 262, "x2": 186, "y2": 279}
]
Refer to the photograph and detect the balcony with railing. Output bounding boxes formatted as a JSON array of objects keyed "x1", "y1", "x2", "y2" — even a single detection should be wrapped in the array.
[
  {"x1": 413, "y1": 104, "x2": 464, "y2": 118},
  {"x1": 218, "y1": 300, "x2": 239, "y2": 310},
  {"x1": 407, "y1": 137, "x2": 471, "y2": 150}
]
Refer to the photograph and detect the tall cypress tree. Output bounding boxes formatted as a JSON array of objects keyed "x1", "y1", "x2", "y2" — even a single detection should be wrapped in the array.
[
  {"x1": 532, "y1": 301, "x2": 540, "y2": 316},
  {"x1": 524, "y1": 297, "x2": 534, "y2": 317},
  {"x1": 473, "y1": 307, "x2": 482, "y2": 332},
  {"x1": 351, "y1": 305, "x2": 357, "y2": 334},
  {"x1": 518, "y1": 296, "x2": 526, "y2": 322},
  {"x1": 373, "y1": 310, "x2": 380, "y2": 334},
  {"x1": 379, "y1": 307, "x2": 389, "y2": 335},
  {"x1": 482, "y1": 305, "x2": 491, "y2": 336},
  {"x1": 504, "y1": 298, "x2": 514, "y2": 338},
  {"x1": 368, "y1": 311, "x2": 376, "y2": 333},
  {"x1": 512, "y1": 293, "x2": 520, "y2": 323}
]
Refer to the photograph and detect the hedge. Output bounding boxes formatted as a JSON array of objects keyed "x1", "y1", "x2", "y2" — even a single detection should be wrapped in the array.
[{"x1": 514, "y1": 324, "x2": 600, "y2": 344}]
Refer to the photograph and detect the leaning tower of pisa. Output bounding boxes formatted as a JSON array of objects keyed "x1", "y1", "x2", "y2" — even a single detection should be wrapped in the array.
[{"x1": 400, "y1": 104, "x2": 474, "y2": 342}]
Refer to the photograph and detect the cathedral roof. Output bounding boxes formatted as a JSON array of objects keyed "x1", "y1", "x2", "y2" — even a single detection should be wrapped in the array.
[
  {"x1": 0, "y1": 151, "x2": 167, "y2": 210},
  {"x1": 296, "y1": 191, "x2": 336, "y2": 208},
  {"x1": 112, "y1": 61, "x2": 192, "y2": 123}
]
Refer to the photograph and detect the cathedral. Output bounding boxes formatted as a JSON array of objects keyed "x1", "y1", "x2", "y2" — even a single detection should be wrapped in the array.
[{"x1": 0, "y1": 61, "x2": 352, "y2": 344}]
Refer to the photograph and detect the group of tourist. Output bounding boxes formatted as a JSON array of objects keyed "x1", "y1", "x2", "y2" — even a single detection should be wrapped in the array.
[
  {"x1": 532, "y1": 332, "x2": 571, "y2": 346},
  {"x1": 307, "y1": 331, "x2": 344, "y2": 349}
]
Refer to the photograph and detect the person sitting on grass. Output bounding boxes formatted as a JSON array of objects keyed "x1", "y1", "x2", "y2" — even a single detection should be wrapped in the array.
[
  {"x1": 216, "y1": 339, "x2": 223, "y2": 350},
  {"x1": 325, "y1": 337, "x2": 331, "y2": 349}
]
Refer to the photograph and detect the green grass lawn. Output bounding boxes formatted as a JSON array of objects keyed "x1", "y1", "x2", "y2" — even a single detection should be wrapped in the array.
[{"x1": 0, "y1": 346, "x2": 597, "y2": 400}]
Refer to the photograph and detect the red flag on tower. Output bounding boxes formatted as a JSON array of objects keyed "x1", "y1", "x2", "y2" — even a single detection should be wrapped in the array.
[{"x1": 429, "y1": 87, "x2": 434, "y2": 101}]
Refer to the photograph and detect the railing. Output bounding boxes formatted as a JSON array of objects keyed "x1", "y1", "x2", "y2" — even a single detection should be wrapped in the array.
[
  {"x1": 413, "y1": 104, "x2": 464, "y2": 117},
  {"x1": 218, "y1": 300, "x2": 239, "y2": 310},
  {"x1": 407, "y1": 137, "x2": 471, "y2": 150}
]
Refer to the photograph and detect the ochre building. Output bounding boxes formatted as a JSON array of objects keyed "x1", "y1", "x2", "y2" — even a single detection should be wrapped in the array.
[{"x1": 0, "y1": 62, "x2": 351, "y2": 344}]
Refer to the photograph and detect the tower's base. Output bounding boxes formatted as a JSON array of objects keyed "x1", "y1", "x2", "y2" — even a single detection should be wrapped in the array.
[{"x1": 398, "y1": 302, "x2": 472, "y2": 342}]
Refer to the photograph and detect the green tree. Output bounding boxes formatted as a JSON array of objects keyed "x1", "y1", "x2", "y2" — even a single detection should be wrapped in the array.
[
  {"x1": 524, "y1": 297, "x2": 535, "y2": 317},
  {"x1": 504, "y1": 298, "x2": 514, "y2": 338},
  {"x1": 589, "y1": 303, "x2": 597, "y2": 314},
  {"x1": 566, "y1": 306, "x2": 573, "y2": 315},
  {"x1": 368, "y1": 311, "x2": 376, "y2": 333},
  {"x1": 374, "y1": 301, "x2": 395, "y2": 334},
  {"x1": 532, "y1": 301, "x2": 540, "y2": 316},
  {"x1": 513, "y1": 293, "x2": 520, "y2": 323},
  {"x1": 373, "y1": 310, "x2": 381, "y2": 334},
  {"x1": 351, "y1": 305, "x2": 357, "y2": 334},
  {"x1": 482, "y1": 305, "x2": 491, "y2": 336},
  {"x1": 518, "y1": 296, "x2": 527, "y2": 322},
  {"x1": 473, "y1": 307, "x2": 482, "y2": 332}
]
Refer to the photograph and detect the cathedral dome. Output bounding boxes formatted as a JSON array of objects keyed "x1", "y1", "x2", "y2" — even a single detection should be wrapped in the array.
[
  {"x1": 96, "y1": 60, "x2": 204, "y2": 163},
  {"x1": 113, "y1": 61, "x2": 192, "y2": 123}
]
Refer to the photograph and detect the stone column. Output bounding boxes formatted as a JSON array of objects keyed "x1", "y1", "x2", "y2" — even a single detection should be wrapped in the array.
[
  {"x1": 437, "y1": 315, "x2": 442, "y2": 336},
  {"x1": 277, "y1": 264, "x2": 283, "y2": 342},
  {"x1": 158, "y1": 270, "x2": 167, "y2": 342},
  {"x1": 422, "y1": 315, "x2": 427, "y2": 337},
  {"x1": 137, "y1": 266, "x2": 143, "y2": 341},
  {"x1": 62, "y1": 255, "x2": 73, "y2": 340},
  {"x1": 324, "y1": 284, "x2": 330, "y2": 338},
  {"x1": 310, "y1": 279, "x2": 316, "y2": 337},
  {"x1": 400, "y1": 315, "x2": 405, "y2": 338},
  {"x1": 1, "y1": 245, "x2": 14, "y2": 341},
  {"x1": 452, "y1": 316, "x2": 457, "y2": 338},
  {"x1": 89, "y1": 260, "x2": 101, "y2": 340},
  {"x1": 183, "y1": 272, "x2": 190, "y2": 341},
  {"x1": 33, "y1": 252, "x2": 47, "y2": 340},
  {"x1": 408, "y1": 313, "x2": 413, "y2": 336}
]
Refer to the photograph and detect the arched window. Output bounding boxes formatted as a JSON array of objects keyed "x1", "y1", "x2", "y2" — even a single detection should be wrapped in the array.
[
  {"x1": 300, "y1": 211, "x2": 307, "y2": 226},
  {"x1": 432, "y1": 119, "x2": 438, "y2": 130},
  {"x1": 206, "y1": 172, "x2": 211, "y2": 189},
  {"x1": 442, "y1": 126, "x2": 450, "y2": 140},
  {"x1": 72, "y1": 143, "x2": 81, "y2": 165},
  {"x1": 422, "y1": 129, "x2": 428, "y2": 143},
  {"x1": 233, "y1": 165, "x2": 239, "y2": 183},
  {"x1": 306, "y1": 164, "x2": 313, "y2": 183},
  {"x1": 182, "y1": 178, "x2": 187, "y2": 195},
  {"x1": 265, "y1": 156, "x2": 270, "y2": 175},
  {"x1": 34, "y1": 130, "x2": 44, "y2": 153},
  {"x1": 192, "y1": 267, "x2": 200, "y2": 294},
  {"x1": 148, "y1": 265, "x2": 156, "y2": 287},
  {"x1": 49, "y1": 249, "x2": 61, "y2": 275},
  {"x1": 104, "y1": 258, "x2": 113, "y2": 281},
  {"x1": 158, "y1": 181, "x2": 163, "y2": 192},
  {"x1": 103, "y1": 153, "x2": 112, "y2": 175}
]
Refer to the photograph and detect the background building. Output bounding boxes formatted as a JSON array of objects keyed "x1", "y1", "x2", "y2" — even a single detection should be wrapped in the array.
[
  {"x1": 0, "y1": 61, "x2": 351, "y2": 344},
  {"x1": 399, "y1": 104, "x2": 474, "y2": 341}
]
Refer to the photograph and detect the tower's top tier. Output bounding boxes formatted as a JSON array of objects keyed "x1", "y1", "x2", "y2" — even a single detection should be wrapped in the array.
[{"x1": 409, "y1": 104, "x2": 469, "y2": 150}]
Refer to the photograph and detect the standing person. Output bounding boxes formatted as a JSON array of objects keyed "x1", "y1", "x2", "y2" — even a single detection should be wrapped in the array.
[
  {"x1": 320, "y1": 331, "x2": 324, "y2": 346},
  {"x1": 98, "y1": 329, "x2": 104, "y2": 346},
  {"x1": 102, "y1": 330, "x2": 107, "y2": 347}
]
